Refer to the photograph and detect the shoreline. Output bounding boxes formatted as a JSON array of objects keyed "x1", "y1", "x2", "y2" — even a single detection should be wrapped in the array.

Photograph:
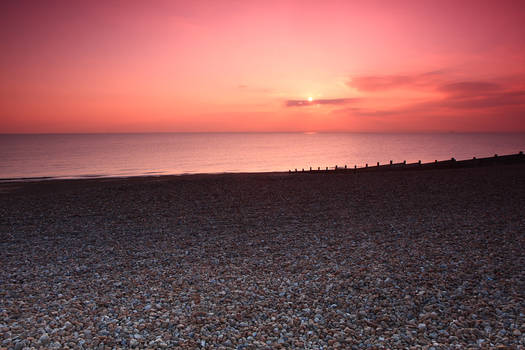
[
  {"x1": 0, "y1": 170, "x2": 290, "y2": 185},
  {"x1": 1, "y1": 151, "x2": 523, "y2": 184},
  {"x1": 1, "y1": 163, "x2": 524, "y2": 348}
]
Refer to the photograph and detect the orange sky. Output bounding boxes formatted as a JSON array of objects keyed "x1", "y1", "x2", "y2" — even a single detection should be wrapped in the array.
[{"x1": 1, "y1": 0, "x2": 525, "y2": 133}]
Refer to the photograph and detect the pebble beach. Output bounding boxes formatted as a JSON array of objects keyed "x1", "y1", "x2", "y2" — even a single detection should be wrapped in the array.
[{"x1": 1, "y1": 164, "x2": 524, "y2": 349}]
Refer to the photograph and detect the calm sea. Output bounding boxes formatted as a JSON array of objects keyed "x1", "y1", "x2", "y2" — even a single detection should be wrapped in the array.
[{"x1": 1, "y1": 133, "x2": 524, "y2": 180}]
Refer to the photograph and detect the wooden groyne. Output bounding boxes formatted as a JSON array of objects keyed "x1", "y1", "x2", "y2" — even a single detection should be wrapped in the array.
[{"x1": 289, "y1": 151, "x2": 525, "y2": 174}]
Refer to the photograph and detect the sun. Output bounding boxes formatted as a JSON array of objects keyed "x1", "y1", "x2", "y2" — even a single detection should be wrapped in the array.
[{"x1": 308, "y1": 96, "x2": 313, "y2": 102}]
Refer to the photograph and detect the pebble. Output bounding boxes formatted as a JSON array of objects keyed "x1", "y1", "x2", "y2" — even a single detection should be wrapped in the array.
[
  {"x1": 1, "y1": 166, "x2": 524, "y2": 349},
  {"x1": 39, "y1": 333, "x2": 50, "y2": 345}
]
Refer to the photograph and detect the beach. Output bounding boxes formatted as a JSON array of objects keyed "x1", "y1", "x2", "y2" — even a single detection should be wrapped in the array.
[{"x1": 1, "y1": 164, "x2": 524, "y2": 349}]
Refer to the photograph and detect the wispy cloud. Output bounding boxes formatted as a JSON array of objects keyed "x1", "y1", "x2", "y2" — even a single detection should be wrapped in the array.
[
  {"x1": 339, "y1": 72, "x2": 525, "y2": 126},
  {"x1": 434, "y1": 80, "x2": 525, "y2": 109},
  {"x1": 439, "y1": 81, "x2": 501, "y2": 96},
  {"x1": 347, "y1": 71, "x2": 444, "y2": 92},
  {"x1": 439, "y1": 89, "x2": 525, "y2": 109},
  {"x1": 285, "y1": 98, "x2": 358, "y2": 107}
]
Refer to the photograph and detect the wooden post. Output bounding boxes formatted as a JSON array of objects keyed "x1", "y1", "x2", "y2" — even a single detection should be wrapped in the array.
[
  {"x1": 310, "y1": 167, "x2": 312, "y2": 171},
  {"x1": 326, "y1": 166, "x2": 328, "y2": 171},
  {"x1": 451, "y1": 157, "x2": 456, "y2": 162},
  {"x1": 418, "y1": 160, "x2": 421, "y2": 165},
  {"x1": 335, "y1": 165, "x2": 338, "y2": 170},
  {"x1": 345, "y1": 165, "x2": 347, "y2": 169},
  {"x1": 377, "y1": 162, "x2": 380, "y2": 167},
  {"x1": 318, "y1": 167, "x2": 320, "y2": 171},
  {"x1": 390, "y1": 160, "x2": 393, "y2": 165},
  {"x1": 403, "y1": 160, "x2": 406, "y2": 165},
  {"x1": 494, "y1": 154, "x2": 498, "y2": 157},
  {"x1": 365, "y1": 163, "x2": 368, "y2": 168},
  {"x1": 302, "y1": 168, "x2": 304, "y2": 172},
  {"x1": 473, "y1": 157, "x2": 476, "y2": 160},
  {"x1": 295, "y1": 168, "x2": 297, "y2": 172},
  {"x1": 435, "y1": 160, "x2": 437, "y2": 163},
  {"x1": 289, "y1": 170, "x2": 291, "y2": 174}
]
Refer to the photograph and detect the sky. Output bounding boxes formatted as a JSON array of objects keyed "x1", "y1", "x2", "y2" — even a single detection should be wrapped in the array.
[{"x1": 1, "y1": 0, "x2": 525, "y2": 133}]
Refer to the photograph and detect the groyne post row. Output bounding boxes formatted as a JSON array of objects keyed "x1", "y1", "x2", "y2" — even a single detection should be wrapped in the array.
[{"x1": 288, "y1": 151, "x2": 524, "y2": 174}]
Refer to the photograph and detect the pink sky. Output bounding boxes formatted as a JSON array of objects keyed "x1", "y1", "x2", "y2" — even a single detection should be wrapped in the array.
[{"x1": 1, "y1": 0, "x2": 525, "y2": 133}]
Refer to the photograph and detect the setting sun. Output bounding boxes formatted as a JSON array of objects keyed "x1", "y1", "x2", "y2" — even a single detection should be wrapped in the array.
[{"x1": 308, "y1": 97, "x2": 313, "y2": 102}]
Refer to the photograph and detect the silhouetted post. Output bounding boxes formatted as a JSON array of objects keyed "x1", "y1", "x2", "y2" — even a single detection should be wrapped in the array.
[
  {"x1": 494, "y1": 154, "x2": 498, "y2": 158},
  {"x1": 326, "y1": 166, "x2": 328, "y2": 171},
  {"x1": 520, "y1": 151, "x2": 523, "y2": 155},
  {"x1": 344, "y1": 165, "x2": 347, "y2": 169},
  {"x1": 390, "y1": 160, "x2": 393, "y2": 165},
  {"x1": 310, "y1": 167, "x2": 312, "y2": 171},
  {"x1": 473, "y1": 157, "x2": 476, "y2": 160},
  {"x1": 365, "y1": 163, "x2": 368, "y2": 168},
  {"x1": 335, "y1": 165, "x2": 338, "y2": 170},
  {"x1": 451, "y1": 158, "x2": 456, "y2": 162},
  {"x1": 354, "y1": 165, "x2": 357, "y2": 169},
  {"x1": 377, "y1": 162, "x2": 380, "y2": 167},
  {"x1": 302, "y1": 168, "x2": 304, "y2": 172},
  {"x1": 318, "y1": 167, "x2": 320, "y2": 171},
  {"x1": 403, "y1": 160, "x2": 406, "y2": 165},
  {"x1": 289, "y1": 170, "x2": 291, "y2": 174},
  {"x1": 295, "y1": 168, "x2": 297, "y2": 172},
  {"x1": 435, "y1": 160, "x2": 437, "y2": 163},
  {"x1": 418, "y1": 160, "x2": 421, "y2": 165}
]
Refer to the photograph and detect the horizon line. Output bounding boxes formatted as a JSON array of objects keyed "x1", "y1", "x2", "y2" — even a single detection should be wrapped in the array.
[{"x1": 2, "y1": 130, "x2": 525, "y2": 135}]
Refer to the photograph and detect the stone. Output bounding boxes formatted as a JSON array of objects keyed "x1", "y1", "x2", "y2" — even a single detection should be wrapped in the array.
[{"x1": 39, "y1": 333, "x2": 50, "y2": 345}]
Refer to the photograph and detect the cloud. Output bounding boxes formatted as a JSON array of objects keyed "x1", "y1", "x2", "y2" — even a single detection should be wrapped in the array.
[
  {"x1": 439, "y1": 81, "x2": 501, "y2": 96},
  {"x1": 436, "y1": 80, "x2": 525, "y2": 109},
  {"x1": 335, "y1": 71, "x2": 525, "y2": 130},
  {"x1": 348, "y1": 71, "x2": 444, "y2": 92},
  {"x1": 285, "y1": 98, "x2": 358, "y2": 107},
  {"x1": 338, "y1": 74, "x2": 525, "y2": 120},
  {"x1": 439, "y1": 90, "x2": 525, "y2": 109}
]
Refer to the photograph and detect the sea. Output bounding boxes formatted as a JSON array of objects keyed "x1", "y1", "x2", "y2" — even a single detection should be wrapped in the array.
[{"x1": 1, "y1": 133, "x2": 524, "y2": 181}]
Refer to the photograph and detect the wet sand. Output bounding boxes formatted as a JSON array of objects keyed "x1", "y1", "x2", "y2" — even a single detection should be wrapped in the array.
[{"x1": 1, "y1": 164, "x2": 524, "y2": 349}]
